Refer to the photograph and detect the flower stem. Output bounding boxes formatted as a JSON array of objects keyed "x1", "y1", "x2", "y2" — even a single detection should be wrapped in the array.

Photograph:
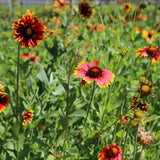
[
  {"x1": 83, "y1": 81, "x2": 96, "y2": 128},
  {"x1": 16, "y1": 43, "x2": 20, "y2": 122},
  {"x1": 139, "y1": 145, "x2": 144, "y2": 160},
  {"x1": 133, "y1": 124, "x2": 139, "y2": 160},
  {"x1": 63, "y1": 59, "x2": 79, "y2": 160},
  {"x1": 146, "y1": 60, "x2": 151, "y2": 78}
]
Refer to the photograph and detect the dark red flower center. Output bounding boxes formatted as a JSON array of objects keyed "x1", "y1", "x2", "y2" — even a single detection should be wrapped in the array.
[
  {"x1": 106, "y1": 146, "x2": 119, "y2": 158},
  {"x1": 146, "y1": 47, "x2": 158, "y2": 57},
  {"x1": 80, "y1": 3, "x2": 90, "y2": 15},
  {"x1": 86, "y1": 67, "x2": 102, "y2": 78}
]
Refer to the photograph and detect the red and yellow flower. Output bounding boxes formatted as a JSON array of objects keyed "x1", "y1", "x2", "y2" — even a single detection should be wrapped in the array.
[
  {"x1": 139, "y1": 82, "x2": 152, "y2": 95},
  {"x1": 123, "y1": 3, "x2": 131, "y2": 13},
  {"x1": 0, "y1": 84, "x2": 4, "y2": 90},
  {"x1": 78, "y1": 1, "x2": 92, "y2": 19},
  {"x1": 22, "y1": 110, "x2": 34, "y2": 126},
  {"x1": 142, "y1": 30, "x2": 157, "y2": 44},
  {"x1": 0, "y1": 91, "x2": 9, "y2": 113},
  {"x1": 13, "y1": 12, "x2": 45, "y2": 48},
  {"x1": 136, "y1": 46, "x2": 160, "y2": 63},
  {"x1": 53, "y1": 0, "x2": 70, "y2": 8},
  {"x1": 74, "y1": 60, "x2": 115, "y2": 88},
  {"x1": 98, "y1": 143, "x2": 122, "y2": 160}
]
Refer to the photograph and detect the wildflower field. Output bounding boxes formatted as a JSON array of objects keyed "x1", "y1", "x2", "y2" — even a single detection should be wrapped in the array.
[{"x1": 0, "y1": 1, "x2": 160, "y2": 160}]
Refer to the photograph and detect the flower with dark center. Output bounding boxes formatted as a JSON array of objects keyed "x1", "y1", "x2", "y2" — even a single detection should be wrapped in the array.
[
  {"x1": 78, "y1": 1, "x2": 92, "y2": 19},
  {"x1": 123, "y1": 3, "x2": 131, "y2": 13},
  {"x1": 136, "y1": 46, "x2": 160, "y2": 63},
  {"x1": 74, "y1": 60, "x2": 115, "y2": 88},
  {"x1": 13, "y1": 12, "x2": 45, "y2": 48},
  {"x1": 0, "y1": 91, "x2": 9, "y2": 113},
  {"x1": 22, "y1": 110, "x2": 34, "y2": 126},
  {"x1": 139, "y1": 82, "x2": 152, "y2": 95},
  {"x1": 142, "y1": 30, "x2": 156, "y2": 44},
  {"x1": 98, "y1": 143, "x2": 122, "y2": 160}
]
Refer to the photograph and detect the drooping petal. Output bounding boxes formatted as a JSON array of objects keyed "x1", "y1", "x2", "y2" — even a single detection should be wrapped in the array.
[{"x1": 92, "y1": 60, "x2": 99, "y2": 67}]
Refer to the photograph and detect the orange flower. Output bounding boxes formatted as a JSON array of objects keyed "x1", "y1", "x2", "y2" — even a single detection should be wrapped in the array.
[
  {"x1": 123, "y1": 3, "x2": 131, "y2": 13},
  {"x1": 22, "y1": 110, "x2": 34, "y2": 126},
  {"x1": 47, "y1": 30, "x2": 56, "y2": 36},
  {"x1": 141, "y1": 14, "x2": 147, "y2": 20},
  {"x1": 135, "y1": 27, "x2": 143, "y2": 33},
  {"x1": 142, "y1": 30, "x2": 156, "y2": 44},
  {"x1": 78, "y1": 1, "x2": 92, "y2": 19},
  {"x1": 0, "y1": 91, "x2": 9, "y2": 113},
  {"x1": 98, "y1": 24, "x2": 105, "y2": 31},
  {"x1": 136, "y1": 46, "x2": 160, "y2": 63},
  {"x1": 53, "y1": 0, "x2": 70, "y2": 8},
  {"x1": 13, "y1": 12, "x2": 45, "y2": 48},
  {"x1": 52, "y1": 17, "x2": 60, "y2": 23}
]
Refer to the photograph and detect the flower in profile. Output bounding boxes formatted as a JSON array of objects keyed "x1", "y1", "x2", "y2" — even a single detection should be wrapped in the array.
[
  {"x1": 139, "y1": 82, "x2": 152, "y2": 95},
  {"x1": 136, "y1": 46, "x2": 160, "y2": 63},
  {"x1": 22, "y1": 110, "x2": 34, "y2": 126},
  {"x1": 12, "y1": 12, "x2": 45, "y2": 48},
  {"x1": 123, "y1": 3, "x2": 131, "y2": 13},
  {"x1": 135, "y1": 27, "x2": 143, "y2": 33},
  {"x1": 98, "y1": 143, "x2": 122, "y2": 160},
  {"x1": 81, "y1": 79, "x2": 86, "y2": 87},
  {"x1": 21, "y1": 52, "x2": 33, "y2": 59},
  {"x1": 0, "y1": 91, "x2": 9, "y2": 113},
  {"x1": 137, "y1": 127, "x2": 155, "y2": 149},
  {"x1": 134, "y1": 109, "x2": 144, "y2": 119},
  {"x1": 0, "y1": 84, "x2": 4, "y2": 90},
  {"x1": 53, "y1": 0, "x2": 70, "y2": 8},
  {"x1": 74, "y1": 60, "x2": 115, "y2": 88},
  {"x1": 21, "y1": 53, "x2": 39, "y2": 64},
  {"x1": 30, "y1": 56, "x2": 39, "y2": 64},
  {"x1": 118, "y1": 116, "x2": 130, "y2": 124},
  {"x1": 78, "y1": 1, "x2": 92, "y2": 19},
  {"x1": 142, "y1": 30, "x2": 156, "y2": 44}
]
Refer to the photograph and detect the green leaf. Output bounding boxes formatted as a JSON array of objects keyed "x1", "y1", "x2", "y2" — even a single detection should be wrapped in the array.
[
  {"x1": 69, "y1": 109, "x2": 86, "y2": 117},
  {"x1": 37, "y1": 64, "x2": 49, "y2": 86},
  {"x1": 68, "y1": 147, "x2": 78, "y2": 155},
  {"x1": 116, "y1": 130, "x2": 126, "y2": 138},
  {"x1": 46, "y1": 154, "x2": 55, "y2": 160}
]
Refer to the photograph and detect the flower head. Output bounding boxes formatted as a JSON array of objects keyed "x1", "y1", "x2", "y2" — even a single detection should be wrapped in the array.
[
  {"x1": 123, "y1": 3, "x2": 131, "y2": 13},
  {"x1": 132, "y1": 96, "x2": 149, "y2": 112},
  {"x1": 13, "y1": 12, "x2": 45, "y2": 48},
  {"x1": 0, "y1": 84, "x2": 4, "y2": 90},
  {"x1": 0, "y1": 91, "x2": 9, "y2": 113},
  {"x1": 78, "y1": 1, "x2": 92, "y2": 19},
  {"x1": 22, "y1": 110, "x2": 34, "y2": 126},
  {"x1": 118, "y1": 116, "x2": 130, "y2": 124},
  {"x1": 137, "y1": 127, "x2": 155, "y2": 149},
  {"x1": 136, "y1": 46, "x2": 160, "y2": 63},
  {"x1": 142, "y1": 30, "x2": 156, "y2": 44},
  {"x1": 74, "y1": 60, "x2": 115, "y2": 88},
  {"x1": 98, "y1": 143, "x2": 122, "y2": 160},
  {"x1": 53, "y1": 0, "x2": 70, "y2": 8},
  {"x1": 21, "y1": 53, "x2": 39, "y2": 64},
  {"x1": 139, "y1": 82, "x2": 152, "y2": 95}
]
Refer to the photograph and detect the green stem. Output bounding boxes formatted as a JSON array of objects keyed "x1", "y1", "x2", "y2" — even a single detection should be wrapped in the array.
[
  {"x1": 133, "y1": 124, "x2": 139, "y2": 160},
  {"x1": 139, "y1": 145, "x2": 144, "y2": 160},
  {"x1": 122, "y1": 120, "x2": 132, "y2": 160},
  {"x1": 146, "y1": 60, "x2": 151, "y2": 78},
  {"x1": 16, "y1": 43, "x2": 20, "y2": 122},
  {"x1": 83, "y1": 81, "x2": 96, "y2": 128},
  {"x1": 63, "y1": 59, "x2": 79, "y2": 160}
]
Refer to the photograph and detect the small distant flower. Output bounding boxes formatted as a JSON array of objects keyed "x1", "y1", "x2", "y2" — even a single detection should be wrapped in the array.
[
  {"x1": 30, "y1": 56, "x2": 39, "y2": 64},
  {"x1": 134, "y1": 109, "x2": 144, "y2": 119},
  {"x1": 74, "y1": 60, "x2": 115, "y2": 88},
  {"x1": 98, "y1": 24, "x2": 105, "y2": 32},
  {"x1": 55, "y1": 153, "x2": 62, "y2": 159},
  {"x1": 139, "y1": 82, "x2": 152, "y2": 95},
  {"x1": 52, "y1": 17, "x2": 60, "y2": 23},
  {"x1": 137, "y1": 127, "x2": 155, "y2": 149},
  {"x1": 142, "y1": 30, "x2": 156, "y2": 44},
  {"x1": 12, "y1": 12, "x2": 45, "y2": 48},
  {"x1": 132, "y1": 120, "x2": 149, "y2": 127},
  {"x1": 53, "y1": 0, "x2": 70, "y2": 8},
  {"x1": 118, "y1": 116, "x2": 130, "y2": 124},
  {"x1": 84, "y1": 42, "x2": 88, "y2": 47},
  {"x1": 72, "y1": 25, "x2": 79, "y2": 31},
  {"x1": 91, "y1": 24, "x2": 97, "y2": 31},
  {"x1": 136, "y1": 46, "x2": 160, "y2": 63},
  {"x1": 81, "y1": 79, "x2": 86, "y2": 87},
  {"x1": 0, "y1": 84, "x2": 4, "y2": 90},
  {"x1": 22, "y1": 110, "x2": 34, "y2": 126},
  {"x1": 45, "y1": 5, "x2": 51, "y2": 10},
  {"x1": 0, "y1": 91, "x2": 9, "y2": 113},
  {"x1": 121, "y1": 48, "x2": 129, "y2": 56},
  {"x1": 26, "y1": 9, "x2": 35, "y2": 15},
  {"x1": 21, "y1": 52, "x2": 33, "y2": 59},
  {"x1": 47, "y1": 30, "x2": 56, "y2": 36},
  {"x1": 141, "y1": 14, "x2": 147, "y2": 20},
  {"x1": 135, "y1": 27, "x2": 143, "y2": 33},
  {"x1": 139, "y1": 77, "x2": 148, "y2": 83},
  {"x1": 78, "y1": 1, "x2": 92, "y2": 19},
  {"x1": 98, "y1": 143, "x2": 122, "y2": 160},
  {"x1": 132, "y1": 96, "x2": 149, "y2": 112},
  {"x1": 123, "y1": 3, "x2": 131, "y2": 13}
]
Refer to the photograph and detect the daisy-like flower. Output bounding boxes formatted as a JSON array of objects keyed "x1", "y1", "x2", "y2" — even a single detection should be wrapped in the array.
[
  {"x1": 135, "y1": 46, "x2": 160, "y2": 63},
  {"x1": 137, "y1": 127, "x2": 155, "y2": 149},
  {"x1": 22, "y1": 110, "x2": 34, "y2": 126},
  {"x1": 142, "y1": 30, "x2": 156, "y2": 44},
  {"x1": 12, "y1": 12, "x2": 45, "y2": 48},
  {"x1": 123, "y1": 3, "x2": 131, "y2": 13},
  {"x1": 0, "y1": 91, "x2": 9, "y2": 113},
  {"x1": 139, "y1": 82, "x2": 152, "y2": 95},
  {"x1": 21, "y1": 52, "x2": 33, "y2": 59},
  {"x1": 74, "y1": 60, "x2": 115, "y2": 88},
  {"x1": 78, "y1": 1, "x2": 92, "y2": 19},
  {"x1": 0, "y1": 84, "x2": 4, "y2": 90},
  {"x1": 98, "y1": 143, "x2": 122, "y2": 160},
  {"x1": 53, "y1": 0, "x2": 70, "y2": 8},
  {"x1": 21, "y1": 53, "x2": 39, "y2": 64},
  {"x1": 132, "y1": 96, "x2": 149, "y2": 112}
]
